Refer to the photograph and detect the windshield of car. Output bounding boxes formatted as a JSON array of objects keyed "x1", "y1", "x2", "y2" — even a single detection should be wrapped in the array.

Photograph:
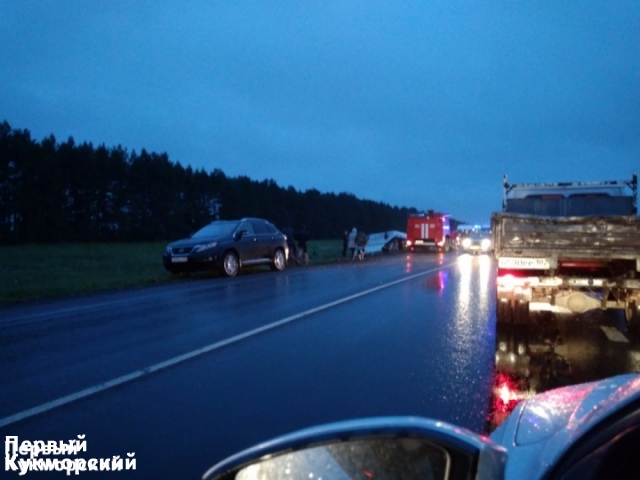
[
  {"x1": 469, "y1": 231, "x2": 490, "y2": 239},
  {"x1": 192, "y1": 221, "x2": 238, "y2": 238}
]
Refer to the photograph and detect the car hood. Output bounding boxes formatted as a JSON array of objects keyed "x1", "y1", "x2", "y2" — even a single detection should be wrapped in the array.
[
  {"x1": 167, "y1": 235, "x2": 228, "y2": 248},
  {"x1": 490, "y1": 374, "x2": 640, "y2": 480},
  {"x1": 468, "y1": 235, "x2": 491, "y2": 241}
]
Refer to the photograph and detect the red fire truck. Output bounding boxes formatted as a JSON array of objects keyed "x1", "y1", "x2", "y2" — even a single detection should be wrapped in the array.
[{"x1": 406, "y1": 211, "x2": 452, "y2": 253}]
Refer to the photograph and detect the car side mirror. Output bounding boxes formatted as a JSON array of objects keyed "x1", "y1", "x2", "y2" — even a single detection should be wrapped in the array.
[{"x1": 202, "y1": 417, "x2": 507, "y2": 480}]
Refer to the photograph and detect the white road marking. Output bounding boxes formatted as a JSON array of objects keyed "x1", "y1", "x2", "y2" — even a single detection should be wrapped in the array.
[
  {"x1": 600, "y1": 326, "x2": 630, "y2": 343},
  {"x1": 0, "y1": 263, "x2": 453, "y2": 428}
]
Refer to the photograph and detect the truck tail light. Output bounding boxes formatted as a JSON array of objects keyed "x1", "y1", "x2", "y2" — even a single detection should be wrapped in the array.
[{"x1": 497, "y1": 274, "x2": 528, "y2": 288}]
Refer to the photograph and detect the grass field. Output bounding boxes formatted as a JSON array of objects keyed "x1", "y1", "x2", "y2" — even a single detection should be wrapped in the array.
[{"x1": 0, "y1": 240, "x2": 344, "y2": 304}]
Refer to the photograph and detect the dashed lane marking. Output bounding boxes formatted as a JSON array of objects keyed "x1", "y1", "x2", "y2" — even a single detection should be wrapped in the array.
[{"x1": 600, "y1": 326, "x2": 630, "y2": 343}]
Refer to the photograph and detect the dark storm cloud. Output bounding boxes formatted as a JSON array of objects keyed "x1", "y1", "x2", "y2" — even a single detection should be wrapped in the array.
[{"x1": 1, "y1": 1, "x2": 639, "y2": 222}]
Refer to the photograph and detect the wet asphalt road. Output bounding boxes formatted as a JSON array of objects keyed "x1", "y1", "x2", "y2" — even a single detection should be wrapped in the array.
[{"x1": 2, "y1": 252, "x2": 640, "y2": 478}]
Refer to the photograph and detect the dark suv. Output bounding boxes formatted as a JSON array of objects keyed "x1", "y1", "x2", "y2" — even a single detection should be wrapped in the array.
[{"x1": 162, "y1": 218, "x2": 288, "y2": 277}]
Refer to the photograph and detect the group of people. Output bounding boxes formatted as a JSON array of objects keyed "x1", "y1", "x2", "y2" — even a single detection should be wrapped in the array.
[
  {"x1": 282, "y1": 225, "x2": 369, "y2": 267},
  {"x1": 282, "y1": 225, "x2": 309, "y2": 266},
  {"x1": 343, "y1": 228, "x2": 368, "y2": 261}
]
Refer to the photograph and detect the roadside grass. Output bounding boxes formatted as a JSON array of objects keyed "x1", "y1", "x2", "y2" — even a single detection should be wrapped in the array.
[
  {"x1": 0, "y1": 242, "x2": 172, "y2": 304},
  {"x1": 0, "y1": 240, "x2": 345, "y2": 304},
  {"x1": 306, "y1": 239, "x2": 344, "y2": 264}
]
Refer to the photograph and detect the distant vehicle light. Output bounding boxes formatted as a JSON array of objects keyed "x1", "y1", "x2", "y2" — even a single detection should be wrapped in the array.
[
  {"x1": 481, "y1": 239, "x2": 491, "y2": 250},
  {"x1": 406, "y1": 240, "x2": 412, "y2": 246},
  {"x1": 462, "y1": 238, "x2": 471, "y2": 248}
]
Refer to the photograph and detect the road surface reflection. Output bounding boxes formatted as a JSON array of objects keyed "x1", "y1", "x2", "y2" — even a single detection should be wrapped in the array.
[{"x1": 487, "y1": 309, "x2": 640, "y2": 431}]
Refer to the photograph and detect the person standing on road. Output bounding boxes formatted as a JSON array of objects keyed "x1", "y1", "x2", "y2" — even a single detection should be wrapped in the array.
[
  {"x1": 355, "y1": 229, "x2": 368, "y2": 260},
  {"x1": 342, "y1": 229, "x2": 349, "y2": 257},
  {"x1": 295, "y1": 224, "x2": 310, "y2": 266},
  {"x1": 348, "y1": 228, "x2": 357, "y2": 260}
]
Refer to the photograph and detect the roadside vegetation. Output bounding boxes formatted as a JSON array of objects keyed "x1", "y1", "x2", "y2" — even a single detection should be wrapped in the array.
[
  {"x1": 0, "y1": 121, "x2": 421, "y2": 244},
  {"x1": 0, "y1": 122, "x2": 421, "y2": 305},
  {"x1": 0, "y1": 240, "x2": 344, "y2": 304}
]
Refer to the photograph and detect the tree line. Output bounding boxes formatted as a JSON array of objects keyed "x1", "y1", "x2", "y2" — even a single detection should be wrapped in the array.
[{"x1": 1, "y1": 121, "x2": 444, "y2": 244}]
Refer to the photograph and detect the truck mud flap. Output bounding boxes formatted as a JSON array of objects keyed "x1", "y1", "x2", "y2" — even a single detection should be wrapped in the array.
[{"x1": 496, "y1": 298, "x2": 530, "y2": 325}]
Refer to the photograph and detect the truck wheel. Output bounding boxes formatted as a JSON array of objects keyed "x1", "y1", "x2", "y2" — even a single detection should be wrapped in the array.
[
  {"x1": 514, "y1": 301, "x2": 530, "y2": 325},
  {"x1": 496, "y1": 298, "x2": 512, "y2": 324},
  {"x1": 625, "y1": 302, "x2": 640, "y2": 334}
]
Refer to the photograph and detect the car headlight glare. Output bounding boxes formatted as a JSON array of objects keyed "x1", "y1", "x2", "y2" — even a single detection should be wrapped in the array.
[
  {"x1": 462, "y1": 238, "x2": 471, "y2": 248},
  {"x1": 481, "y1": 239, "x2": 491, "y2": 249},
  {"x1": 195, "y1": 242, "x2": 217, "y2": 252}
]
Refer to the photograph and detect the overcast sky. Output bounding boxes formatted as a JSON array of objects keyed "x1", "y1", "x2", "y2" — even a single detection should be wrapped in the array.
[{"x1": 1, "y1": 1, "x2": 639, "y2": 223}]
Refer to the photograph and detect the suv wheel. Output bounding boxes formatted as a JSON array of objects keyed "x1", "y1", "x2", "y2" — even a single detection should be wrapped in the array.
[
  {"x1": 222, "y1": 251, "x2": 239, "y2": 277},
  {"x1": 271, "y1": 248, "x2": 286, "y2": 271}
]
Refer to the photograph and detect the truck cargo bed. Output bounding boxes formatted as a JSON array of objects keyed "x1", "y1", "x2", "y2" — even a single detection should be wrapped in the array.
[{"x1": 492, "y1": 212, "x2": 640, "y2": 260}]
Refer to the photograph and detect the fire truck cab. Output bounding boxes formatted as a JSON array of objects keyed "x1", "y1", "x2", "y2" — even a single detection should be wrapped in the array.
[{"x1": 406, "y1": 211, "x2": 452, "y2": 253}]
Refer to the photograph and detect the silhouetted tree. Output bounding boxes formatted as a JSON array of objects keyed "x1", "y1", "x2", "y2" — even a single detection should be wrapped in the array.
[{"x1": 0, "y1": 121, "x2": 424, "y2": 244}]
